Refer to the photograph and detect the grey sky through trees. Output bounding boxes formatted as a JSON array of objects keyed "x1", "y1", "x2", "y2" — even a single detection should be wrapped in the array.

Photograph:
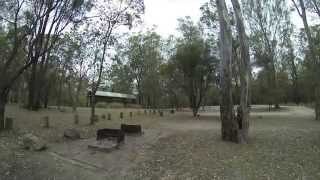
[{"x1": 137, "y1": 0, "x2": 318, "y2": 37}]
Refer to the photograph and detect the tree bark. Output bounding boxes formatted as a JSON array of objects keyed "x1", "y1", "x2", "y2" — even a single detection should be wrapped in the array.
[
  {"x1": 34, "y1": 56, "x2": 47, "y2": 110},
  {"x1": 28, "y1": 62, "x2": 38, "y2": 110},
  {"x1": 315, "y1": 86, "x2": 320, "y2": 120},
  {"x1": 57, "y1": 74, "x2": 63, "y2": 110},
  {"x1": 90, "y1": 93, "x2": 96, "y2": 125},
  {"x1": 231, "y1": 0, "x2": 250, "y2": 143},
  {"x1": 0, "y1": 99, "x2": 5, "y2": 131},
  {"x1": 0, "y1": 88, "x2": 9, "y2": 131},
  {"x1": 217, "y1": 0, "x2": 238, "y2": 142},
  {"x1": 74, "y1": 77, "x2": 83, "y2": 112},
  {"x1": 288, "y1": 48, "x2": 300, "y2": 104}
]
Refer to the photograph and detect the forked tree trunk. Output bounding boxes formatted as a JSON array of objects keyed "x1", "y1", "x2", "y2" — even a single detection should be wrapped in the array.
[
  {"x1": 231, "y1": 0, "x2": 250, "y2": 143},
  {"x1": 217, "y1": 0, "x2": 238, "y2": 142}
]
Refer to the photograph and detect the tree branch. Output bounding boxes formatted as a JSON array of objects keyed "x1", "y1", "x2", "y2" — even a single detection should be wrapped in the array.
[{"x1": 292, "y1": 0, "x2": 302, "y2": 17}]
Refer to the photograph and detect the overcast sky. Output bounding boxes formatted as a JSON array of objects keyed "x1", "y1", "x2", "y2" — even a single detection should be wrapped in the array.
[
  {"x1": 139, "y1": 0, "x2": 208, "y2": 37},
  {"x1": 136, "y1": 0, "x2": 319, "y2": 38}
]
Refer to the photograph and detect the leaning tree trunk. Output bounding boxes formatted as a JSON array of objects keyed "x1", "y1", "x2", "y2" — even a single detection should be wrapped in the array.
[
  {"x1": 231, "y1": 0, "x2": 250, "y2": 143},
  {"x1": 217, "y1": 0, "x2": 238, "y2": 142},
  {"x1": 293, "y1": 0, "x2": 319, "y2": 119}
]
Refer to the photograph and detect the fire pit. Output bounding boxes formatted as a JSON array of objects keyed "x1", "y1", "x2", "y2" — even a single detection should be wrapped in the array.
[
  {"x1": 120, "y1": 124, "x2": 142, "y2": 135},
  {"x1": 96, "y1": 129, "x2": 125, "y2": 143},
  {"x1": 88, "y1": 129, "x2": 125, "y2": 151},
  {"x1": 88, "y1": 139, "x2": 119, "y2": 152}
]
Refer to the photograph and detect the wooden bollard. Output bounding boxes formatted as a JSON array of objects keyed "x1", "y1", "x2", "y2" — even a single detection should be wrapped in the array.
[
  {"x1": 41, "y1": 116, "x2": 50, "y2": 128},
  {"x1": 101, "y1": 114, "x2": 106, "y2": 120},
  {"x1": 120, "y1": 112, "x2": 124, "y2": 120},
  {"x1": 5, "y1": 117, "x2": 13, "y2": 130},
  {"x1": 108, "y1": 113, "x2": 111, "y2": 120},
  {"x1": 74, "y1": 114, "x2": 79, "y2": 125},
  {"x1": 90, "y1": 115, "x2": 99, "y2": 123},
  {"x1": 94, "y1": 115, "x2": 99, "y2": 122},
  {"x1": 129, "y1": 112, "x2": 133, "y2": 119}
]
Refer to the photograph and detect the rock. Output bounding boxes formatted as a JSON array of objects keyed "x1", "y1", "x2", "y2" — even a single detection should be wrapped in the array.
[
  {"x1": 74, "y1": 114, "x2": 79, "y2": 124},
  {"x1": 64, "y1": 129, "x2": 81, "y2": 140},
  {"x1": 22, "y1": 133, "x2": 47, "y2": 151}
]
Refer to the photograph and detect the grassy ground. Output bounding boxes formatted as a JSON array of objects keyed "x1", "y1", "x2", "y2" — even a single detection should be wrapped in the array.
[{"x1": 0, "y1": 105, "x2": 320, "y2": 180}]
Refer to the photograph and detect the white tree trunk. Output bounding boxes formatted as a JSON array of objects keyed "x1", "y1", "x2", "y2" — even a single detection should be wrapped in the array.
[
  {"x1": 231, "y1": 0, "x2": 250, "y2": 143},
  {"x1": 217, "y1": 0, "x2": 237, "y2": 142}
]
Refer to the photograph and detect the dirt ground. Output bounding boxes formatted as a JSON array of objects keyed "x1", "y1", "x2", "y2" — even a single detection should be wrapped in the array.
[{"x1": 0, "y1": 105, "x2": 320, "y2": 180}]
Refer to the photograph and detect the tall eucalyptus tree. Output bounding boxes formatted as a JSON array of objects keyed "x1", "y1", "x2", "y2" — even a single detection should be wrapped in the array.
[
  {"x1": 244, "y1": 0, "x2": 292, "y2": 109},
  {"x1": 87, "y1": 0, "x2": 145, "y2": 124},
  {"x1": 292, "y1": 0, "x2": 320, "y2": 120},
  {"x1": 231, "y1": 0, "x2": 251, "y2": 143},
  {"x1": 217, "y1": 0, "x2": 237, "y2": 142}
]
